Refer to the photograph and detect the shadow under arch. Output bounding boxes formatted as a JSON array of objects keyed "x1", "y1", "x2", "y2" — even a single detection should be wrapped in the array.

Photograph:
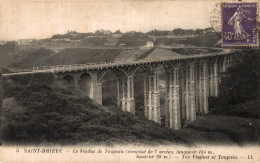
[
  {"x1": 78, "y1": 72, "x2": 92, "y2": 95},
  {"x1": 154, "y1": 64, "x2": 168, "y2": 126},
  {"x1": 62, "y1": 75, "x2": 75, "y2": 85},
  {"x1": 98, "y1": 69, "x2": 119, "y2": 107}
]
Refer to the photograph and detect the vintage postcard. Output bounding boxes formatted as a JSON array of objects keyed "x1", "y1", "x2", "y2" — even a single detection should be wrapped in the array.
[{"x1": 0, "y1": 0, "x2": 259, "y2": 162}]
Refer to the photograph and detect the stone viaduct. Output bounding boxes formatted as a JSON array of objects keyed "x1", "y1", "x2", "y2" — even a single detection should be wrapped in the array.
[{"x1": 3, "y1": 49, "x2": 236, "y2": 130}]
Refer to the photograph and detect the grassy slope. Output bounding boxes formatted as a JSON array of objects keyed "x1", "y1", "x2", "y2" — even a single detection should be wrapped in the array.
[
  {"x1": 0, "y1": 52, "x2": 16, "y2": 68},
  {"x1": 5, "y1": 32, "x2": 220, "y2": 72},
  {"x1": 45, "y1": 48, "x2": 120, "y2": 65},
  {"x1": 155, "y1": 32, "x2": 221, "y2": 47},
  {"x1": 7, "y1": 48, "x2": 121, "y2": 71},
  {"x1": 2, "y1": 73, "x2": 187, "y2": 146},
  {"x1": 9, "y1": 48, "x2": 55, "y2": 70}
]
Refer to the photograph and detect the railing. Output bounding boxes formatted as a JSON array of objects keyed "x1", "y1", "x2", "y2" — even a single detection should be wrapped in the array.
[{"x1": 32, "y1": 50, "x2": 233, "y2": 73}]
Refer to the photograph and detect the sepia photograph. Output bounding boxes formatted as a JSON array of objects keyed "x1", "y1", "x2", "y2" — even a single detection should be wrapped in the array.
[{"x1": 0, "y1": 0, "x2": 259, "y2": 162}]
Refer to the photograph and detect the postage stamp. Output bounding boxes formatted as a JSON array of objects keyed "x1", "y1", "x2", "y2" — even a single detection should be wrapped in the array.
[{"x1": 221, "y1": 2, "x2": 258, "y2": 47}]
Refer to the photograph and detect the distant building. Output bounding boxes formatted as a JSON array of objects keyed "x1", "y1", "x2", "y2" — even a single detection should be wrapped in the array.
[
  {"x1": 111, "y1": 33, "x2": 123, "y2": 38},
  {"x1": 101, "y1": 30, "x2": 112, "y2": 35},
  {"x1": 67, "y1": 30, "x2": 78, "y2": 37},
  {"x1": 18, "y1": 39, "x2": 36, "y2": 45},
  {"x1": 140, "y1": 41, "x2": 154, "y2": 50}
]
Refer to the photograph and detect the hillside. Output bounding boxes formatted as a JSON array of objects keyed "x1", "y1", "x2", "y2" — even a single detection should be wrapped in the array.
[
  {"x1": 3, "y1": 31, "x2": 222, "y2": 72},
  {"x1": 9, "y1": 48, "x2": 55, "y2": 71},
  {"x1": 6, "y1": 47, "x2": 183, "y2": 72},
  {"x1": 45, "y1": 48, "x2": 120, "y2": 65},
  {"x1": 7, "y1": 48, "x2": 121, "y2": 71},
  {"x1": 1, "y1": 73, "x2": 187, "y2": 145},
  {"x1": 155, "y1": 32, "x2": 221, "y2": 47}
]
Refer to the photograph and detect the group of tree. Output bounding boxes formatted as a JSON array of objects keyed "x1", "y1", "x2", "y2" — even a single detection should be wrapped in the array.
[
  {"x1": 118, "y1": 32, "x2": 150, "y2": 46},
  {"x1": 51, "y1": 27, "x2": 215, "y2": 41},
  {"x1": 51, "y1": 29, "x2": 123, "y2": 40},
  {"x1": 209, "y1": 49, "x2": 260, "y2": 118},
  {"x1": 51, "y1": 33, "x2": 93, "y2": 40},
  {"x1": 146, "y1": 27, "x2": 214, "y2": 36}
]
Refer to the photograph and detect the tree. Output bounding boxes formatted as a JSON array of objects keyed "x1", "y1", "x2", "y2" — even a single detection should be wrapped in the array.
[
  {"x1": 95, "y1": 30, "x2": 102, "y2": 36},
  {"x1": 114, "y1": 30, "x2": 121, "y2": 34},
  {"x1": 172, "y1": 28, "x2": 185, "y2": 35},
  {"x1": 195, "y1": 29, "x2": 203, "y2": 35}
]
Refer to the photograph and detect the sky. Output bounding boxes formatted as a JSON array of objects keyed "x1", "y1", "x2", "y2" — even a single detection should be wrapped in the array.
[{"x1": 0, "y1": 0, "x2": 218, "y2": 40}]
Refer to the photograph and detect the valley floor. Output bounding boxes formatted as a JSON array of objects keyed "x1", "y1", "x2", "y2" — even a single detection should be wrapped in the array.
[{"x1": 175, "y1": 115, "x2": 260, "y2": 146}]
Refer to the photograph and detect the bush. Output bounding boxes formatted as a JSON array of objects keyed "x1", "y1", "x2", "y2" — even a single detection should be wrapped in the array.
[{"x1": 2, "y1": 70, "x2": 185, "y2": 145}]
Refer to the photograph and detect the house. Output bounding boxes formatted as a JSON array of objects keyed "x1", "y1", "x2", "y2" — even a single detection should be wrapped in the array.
[{"x1": 140, "y1": 41, "x2": 154, "y2": 50}]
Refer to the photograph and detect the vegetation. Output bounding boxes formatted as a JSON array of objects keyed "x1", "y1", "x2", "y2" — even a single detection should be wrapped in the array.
[
  {"x1": 50, "y1": 28, "x2": 214, "y2": 41},
  {"x1": 118, "y1": 32, "x2": 150, "y2": 47},
  {"x1": 178, "y1": 115, "x2": 260, "y2": 145},
  {"x1": 2, "y1": 73, "x2": 186, "y2": 145},
  {"x1": 52, "y1": 31, "x2": 94, "y2": 40},
  {"x1": 9, "y1": 48, "x2": 55, "y2": 69},
  {"x1": 81, "y1": 37, "x2": 107, "y2": 46},
  {"x1": 155, "y1": 32, "x2": 220, "y2": 47},
  {"x1": 8, "y1": 48, "x2": 121, "y2": 70},
  {"x1": 209, "y1": 49, "x2": 260, "y2": 118},
  {"x1": 146, "y1": 27, "x2": 214, "y2": 36}
]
